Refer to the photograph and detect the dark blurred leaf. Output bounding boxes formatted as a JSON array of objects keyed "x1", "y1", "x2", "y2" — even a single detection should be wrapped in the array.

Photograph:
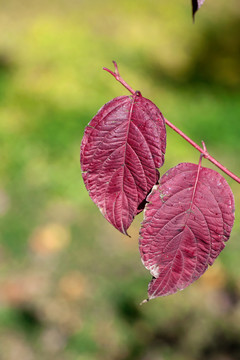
[{"x1": 192, "y1": 0, "x2": 206, "y2": 19}]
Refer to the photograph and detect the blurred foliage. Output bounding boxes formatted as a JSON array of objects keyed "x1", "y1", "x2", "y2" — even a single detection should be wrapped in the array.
[{"x1": 0, "y1": 0, "x2": 239, "y2": 359}]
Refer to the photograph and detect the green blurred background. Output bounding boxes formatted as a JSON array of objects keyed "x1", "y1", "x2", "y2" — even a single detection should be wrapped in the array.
[{"x1": 0, "y1": 0, "x2": 239, "y2": 359}]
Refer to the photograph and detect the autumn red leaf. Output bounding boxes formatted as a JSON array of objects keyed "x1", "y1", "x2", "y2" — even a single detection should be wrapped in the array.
[
  {"x1": 81, "y1": 92, "x2": 166, "y2": 234},
  {"x1": 192, "y1": 0, "x2": 206, "y2": 18},
  {"x1": 139, "y1": 162, "x2": 235, "y2": 300}
]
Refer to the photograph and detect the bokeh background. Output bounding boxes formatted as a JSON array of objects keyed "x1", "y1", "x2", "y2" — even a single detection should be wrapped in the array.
[{"x1": 0, "y1": 0, "x2": 240, "y2": 359}]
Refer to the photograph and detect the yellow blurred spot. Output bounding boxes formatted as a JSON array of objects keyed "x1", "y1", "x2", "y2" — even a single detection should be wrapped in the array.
[
  {"x1": 29, "y1": 223, "x2": 70, "y2": 255},
  {"x1": 198, "y1": 263, "x2": 227, "y2": 291},
  {"x1": 58, "y1": 272, "x2": 87, "y2": 301}
]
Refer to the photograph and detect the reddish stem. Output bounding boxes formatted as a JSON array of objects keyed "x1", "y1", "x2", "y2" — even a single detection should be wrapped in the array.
[
  {"x1": 164, "y1": 119, "x2": 240, "y2": 183},
  {"x1": 103, "y1": 61, "x2": 136, "y2": 95},
  {"x1": 103, "y1": 62, "x2": 240, "y2": 184}
]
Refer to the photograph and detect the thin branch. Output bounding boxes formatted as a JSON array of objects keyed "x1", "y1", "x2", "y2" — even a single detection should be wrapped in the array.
[
  {"x1": 103, "y1": 61, "x2": 240, "y2": 184},
  {"x1": 165, "y1": 118, "x2": 240, "y2": 183}
]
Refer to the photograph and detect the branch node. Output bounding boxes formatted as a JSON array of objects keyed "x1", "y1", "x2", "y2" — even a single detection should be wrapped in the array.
[
  {"x1": 201, "y1": 140, "x2": 209, "y2": 159},
  {"x1": 112, "y1": 60, "x2": 119, "y2": 76}
]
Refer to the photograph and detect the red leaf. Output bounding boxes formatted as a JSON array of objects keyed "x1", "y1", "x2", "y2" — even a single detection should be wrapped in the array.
[
  {"x1": 192, "y1": 0, "x2": 205, "y2": 18},
  {"x1": 81, "y1": 92, "x2": 166, "y2": 234},
  {"x1": 139, "y1": 163, "x2": 235, "y2": 299}
]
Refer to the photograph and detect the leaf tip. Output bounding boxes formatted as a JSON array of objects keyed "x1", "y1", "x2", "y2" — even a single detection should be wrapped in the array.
[
  {"x1": 121, "y1": 227, "x2": 131, "y2": 237},
  {"x1": 140, "y1": 298, "x2": 149, "y2": 306}
]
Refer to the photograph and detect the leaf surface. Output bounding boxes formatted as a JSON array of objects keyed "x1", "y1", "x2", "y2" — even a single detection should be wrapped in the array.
[
  {"x1": 192, "y1": 0, "x2": 206, "y2": 18},
  {"x1": 139, "y1": 162, "x2": 235, "y2": 299},
  {"x1": 81, "y1": 93, "x2": 166, "y2": 234}
]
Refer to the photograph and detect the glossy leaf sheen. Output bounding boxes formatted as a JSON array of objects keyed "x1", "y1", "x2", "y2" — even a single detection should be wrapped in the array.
[
  {"x1": 192, "y1": 0, "x2": 205, "y2": 17},
  {"x1": 139, "y1": 163, "x2": 235, "y2": 299},
  {"x1": 81, "y1": 93, "x2": 166, "y2": 234}
]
